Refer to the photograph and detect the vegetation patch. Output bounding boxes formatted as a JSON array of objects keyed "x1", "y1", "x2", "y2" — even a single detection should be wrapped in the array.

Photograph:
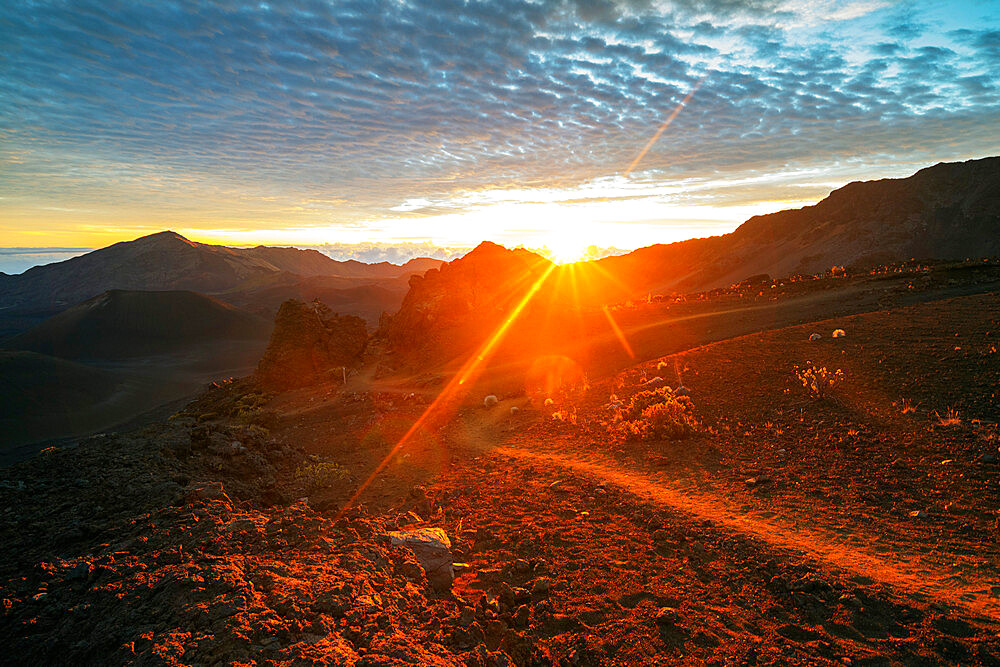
[
  {"x1": 611, "y1": 386, "x2": 698, "y2": 441},
  {"x1": 795, "y1": 362, "x2": 844, "y2": 400},
  {"x1": 294, "y1": 460, "x2": 350, "y2": 495}
]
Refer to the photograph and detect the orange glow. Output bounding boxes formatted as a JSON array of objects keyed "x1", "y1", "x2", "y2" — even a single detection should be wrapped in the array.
[
  {"x1": 525, "y1": 355, "x2": 587, "y2": 400},
  {"x1": 336, "y1": 262, "x2": 557, "y2": 517}
]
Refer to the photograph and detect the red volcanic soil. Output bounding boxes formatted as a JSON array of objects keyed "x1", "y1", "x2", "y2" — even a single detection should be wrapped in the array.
[{"x1": 2, "y1": 283, "x2": 999, "y2": 664}]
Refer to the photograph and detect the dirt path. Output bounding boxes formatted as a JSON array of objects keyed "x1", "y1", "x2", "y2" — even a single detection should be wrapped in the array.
[
  {"x1": 491, "y1": 444, "x2": 1000, "y2": 620},
  {"x1": 415, "y1": 411, "x2": 1000, "y2": 664}
]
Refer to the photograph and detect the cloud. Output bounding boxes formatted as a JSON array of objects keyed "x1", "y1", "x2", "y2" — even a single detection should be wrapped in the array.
[{"x1": 1, "y1": 0, "x2": 998, "y2": 249}]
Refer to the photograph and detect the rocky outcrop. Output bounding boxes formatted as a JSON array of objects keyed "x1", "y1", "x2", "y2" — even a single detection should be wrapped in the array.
[
  {"x1": 256, "y1": 299, "x2": 367, "y2": 391},
  {"x1": 384, "y1": 242, "x2": 554, "y2": 369}
]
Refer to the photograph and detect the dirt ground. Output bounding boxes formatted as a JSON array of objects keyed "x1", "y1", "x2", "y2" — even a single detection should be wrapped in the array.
[
  {"x1": 238, "y1": 290, "x2": 1000, "y2": 665},
  {"x1": 3, "y1": 269, "x2": 1000, "y2": 665}
]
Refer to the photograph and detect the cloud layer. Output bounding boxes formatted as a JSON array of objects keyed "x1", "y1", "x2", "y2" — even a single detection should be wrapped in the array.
[{"x1": 1, "y1": 0, "x2": 998, "y2": 247}]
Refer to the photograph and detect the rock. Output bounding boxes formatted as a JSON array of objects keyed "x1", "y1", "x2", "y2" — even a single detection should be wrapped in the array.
[
  {"x1": 185, "y1": 481, "x2": 233, "y2": 507},
  {"x1": 642, "y1": 376, "x2": 668, "y2": 388},
  {"x1": 980, "y1": 454, "x2": 998, "y2": 464},
  {"x1": 509, "y1": 406, "x2": 519, "y2": 416},
  {"x1": 745, "y1": 475, "x2": 772, "y2": 487},
  {"x1": 675, "y1": 385, "x2": 691, "y2": 397},
  {"x1": 255, "y1": 299, "x2": 367, "y2": 391},
  {"x1": 809, "y1": 333, "x2": 822, "y2": 341},
  {"x1": 484, "y1": 395, "x2": 499, "y2": 408},
  {"x1": 457, "y1": 606, "x2": 476, "y2": 627},
  {"x1": 531, "y1": 578, "x2": 552, "y2": 595},
  {"x1": 909, "y1": 510, "x2": 928, "y2": 519},
  {"x1": 389, "y1": 527, "x2": 454, "y2": 591},
  {"x1": 655, "y1": 607, "x2": 681, "y2": 626},
  {"x1": 66, "y1": 561, "x2": 93, "y2": 582}
]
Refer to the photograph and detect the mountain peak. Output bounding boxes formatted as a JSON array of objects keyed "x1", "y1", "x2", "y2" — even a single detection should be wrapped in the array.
[{"x1": 134, "y1": 230, "x2": 195, "y2": 246}]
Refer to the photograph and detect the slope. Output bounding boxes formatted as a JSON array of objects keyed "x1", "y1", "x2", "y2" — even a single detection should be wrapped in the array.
[{"x1": 6, "y1": 290, "x2": 271, "y2": 360}]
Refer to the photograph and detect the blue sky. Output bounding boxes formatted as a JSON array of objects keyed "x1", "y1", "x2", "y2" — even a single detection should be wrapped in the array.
[{"x1": 1, "y1": 0, "x2": 998, "y2": 257}]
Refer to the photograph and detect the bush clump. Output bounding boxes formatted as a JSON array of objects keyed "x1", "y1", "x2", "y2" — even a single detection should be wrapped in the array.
[
  {"x1": 294, "y1": 460, "x2": 350, "y2": 495},
  {"x1": 795, "y1": 362, "x2": 844, "y2": 400},
  {"x1": 612, "y1": 386, "x2": 698, "y2": 440}
]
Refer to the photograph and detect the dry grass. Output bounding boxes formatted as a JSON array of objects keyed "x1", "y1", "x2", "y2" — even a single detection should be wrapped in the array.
[{"x1": 934, "y1": 408, "x2": 962, "y2": 427}]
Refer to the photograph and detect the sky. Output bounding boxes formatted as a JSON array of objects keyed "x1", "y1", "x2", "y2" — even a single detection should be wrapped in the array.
[{"x1": 1, "y1": 0, "x2": 998, "y2": 263}]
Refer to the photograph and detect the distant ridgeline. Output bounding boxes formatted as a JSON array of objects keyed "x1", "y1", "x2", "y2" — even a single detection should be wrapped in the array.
[{"x1": 0, "y1": 231, "x2": 444, "y2": 339}]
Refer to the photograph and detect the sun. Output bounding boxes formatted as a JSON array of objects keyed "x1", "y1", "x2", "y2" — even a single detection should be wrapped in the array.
[{"x1": 544, "y1": 238, "x2": 592, "y2": 264}]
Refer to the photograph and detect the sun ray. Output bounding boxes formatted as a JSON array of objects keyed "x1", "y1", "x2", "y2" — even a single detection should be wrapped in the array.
[
  {"x1": 601, "y1": 304, "x2": 635, "y2": 359},
  {"x1": 335, "y1": 262, "x2": 557, "y2": 518},
  {"x1": 624, "y1": 77, "x2": 706, "y2": 178}
]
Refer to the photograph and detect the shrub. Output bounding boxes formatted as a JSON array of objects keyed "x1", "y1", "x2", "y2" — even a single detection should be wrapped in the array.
[
  {"x1": 612, "y1": 386, "x2": 698, "y2": 441},
  {"x1": 796, "y1": 363, "x2": 844, "y2": 400},
  {"x1": 294, "y1": 460, "x2": 349, "y2": 494}
]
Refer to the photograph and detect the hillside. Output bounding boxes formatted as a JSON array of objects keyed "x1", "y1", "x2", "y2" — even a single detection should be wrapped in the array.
[
  {"x1": 0, "y1": 352, "x2": 126, "y2": 455},
  {"x1": 5, "y1": 290, "x2": 271, "y2": 360},
  {"x1": 221, "y1": 274, "x2": 410, "y2": 326},
  {"x1": 4, "y1": 291, "x2": 999, "y2": 664},
  {"x1": 593, "y1": 156, "x2": 1000, "y2": 300}
]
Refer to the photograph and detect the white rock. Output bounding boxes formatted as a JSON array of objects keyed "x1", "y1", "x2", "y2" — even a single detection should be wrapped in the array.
[
  {"x1": 389, "y1": 528, "x2": 454, "y2": 590},
  {"x1": 483, "y1": 394, "x2": 499, "y2": 408},
  {"x1": 809, "y1": 333, "x2": 822, "y2": 341}
]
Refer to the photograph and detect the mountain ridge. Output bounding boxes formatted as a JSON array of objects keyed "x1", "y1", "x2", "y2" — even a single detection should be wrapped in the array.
[
  {"x1": 0, "y1": 231, "x2": 445, "y2": 314},
  {"x1": 591, "y1": 155, "x2": 1000, "y2": 299}
]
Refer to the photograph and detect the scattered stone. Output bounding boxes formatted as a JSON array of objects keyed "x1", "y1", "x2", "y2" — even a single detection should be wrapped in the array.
[
  {"x1": 509, "y1": 406, "x2": 519, "y2": 416},
  {"x1": 675, "y1": 385, "x2": 691, "y2": 397},
  {"x1": 909, "y1": 510, "x2": 928, "y2": 519},
  {"x1": 809, "y1": 333, "x2": 822, "y2": 341},
  {"x1": 745, "y1": 475, "x2": 772, "y2": 487},
  {"x1": 531, "y1": 578, "x2": 552, "y2": 595},
  {"x1": 185, "y1": 481, "x2": 232, "y2": 507},
  {"x1": 655, "y1": 607, "x2": 681, "y2": 626},
  {"x1": 484, "y1": 394, "x2": 499, "y2": 408}
]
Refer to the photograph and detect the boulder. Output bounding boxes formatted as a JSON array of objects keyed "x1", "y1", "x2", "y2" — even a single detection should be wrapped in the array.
[
  {"x1": 389, "y1": 527, "x2": 454, "y2": 591},
  {"x1": 256, "y1": 299, "x2": 367, "y2": 391}
]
